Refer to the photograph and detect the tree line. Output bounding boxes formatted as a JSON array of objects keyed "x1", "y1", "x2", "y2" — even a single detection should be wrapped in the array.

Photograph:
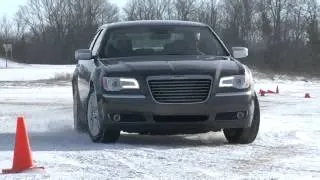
[{"x1": 0, "y1": 0, "x2": 319, "y2": 75}]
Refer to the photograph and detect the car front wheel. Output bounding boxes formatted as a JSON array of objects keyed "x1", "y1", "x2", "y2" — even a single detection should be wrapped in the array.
[
  {"x1": 87, "y1": 89, "x2": 120, "y2": 143},
  {"x1": 223, "y1": 95, "x2": 260, "y2": 144}
]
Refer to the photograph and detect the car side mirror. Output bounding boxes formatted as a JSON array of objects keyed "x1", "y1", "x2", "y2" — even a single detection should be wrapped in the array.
[
  {"x1": 75, "y1": 49, "x2": 93, "y2": 61},
  {"x1": 232, "y1": 47, "x2": 248, "y2": 59}
]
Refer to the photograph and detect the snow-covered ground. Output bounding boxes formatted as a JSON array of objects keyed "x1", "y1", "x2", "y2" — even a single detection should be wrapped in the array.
[
  {"x1": 0, "y1": 58, "x2": 320, "y2": 179},
  {"x1": 0, "y1": 58, "x2": 74, "y2": 81}
]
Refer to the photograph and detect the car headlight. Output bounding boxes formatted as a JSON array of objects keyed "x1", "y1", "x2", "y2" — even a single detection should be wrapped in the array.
[
  {"x1": 103, "y1": 77, "x2": 139, "y2": 91},
  {"x1": 219, "y1": 66, "x2": 252, "y2": 89}
]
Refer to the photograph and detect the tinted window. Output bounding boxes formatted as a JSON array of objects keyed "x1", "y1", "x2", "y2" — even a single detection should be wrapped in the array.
[{"x1": 102, "y1": 26, "x2": 227, "y2": 58}]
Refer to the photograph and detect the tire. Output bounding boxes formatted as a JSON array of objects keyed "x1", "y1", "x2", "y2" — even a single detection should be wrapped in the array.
[
  {"x1": 86, "y1": 89, "x2": 120, "y2": 143},
  {"x1": 223, "y1": 95, "x2": 260, "y2": 144},
  {"x1": 73, "y1": 85, "x2": 87, "y2": 133}
]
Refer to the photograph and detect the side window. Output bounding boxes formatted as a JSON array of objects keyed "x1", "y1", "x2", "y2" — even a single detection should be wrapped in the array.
[
  {"x1": 92, "y1": 29, "x2": 105, "y2": 56},
  {"x1": 89, "y1": 29, "x2": 103, "y2": 50}
]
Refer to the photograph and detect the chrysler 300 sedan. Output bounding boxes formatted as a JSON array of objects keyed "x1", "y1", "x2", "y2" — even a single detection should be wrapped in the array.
[{"x1": 72, "y1": 20, "x2": 260, "y2": 144}]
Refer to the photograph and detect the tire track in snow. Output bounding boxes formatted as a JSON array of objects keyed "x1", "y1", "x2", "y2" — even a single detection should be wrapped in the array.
[
  {"x1": 108, "y1": 150, "x2": 155, "y2": 179},
  {"x1": 113, "y1": 145, "x2": 228, "y2": 178},
  {"x1": 269, "y1": 165, "x2": 320, "y2": 175},
  {"x1": 62, "y1": 149, "x2": 154, "y2": 179},
  {"x1": 61, "y1": 151, "x2": 131, "y2": 178}
]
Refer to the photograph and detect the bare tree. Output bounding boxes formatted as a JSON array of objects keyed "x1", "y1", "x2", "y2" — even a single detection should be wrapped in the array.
[
  {"x1": 174, "y1": 0, "x2": 197, "y2": 20},
  {"x1": 218, "y1": 0, "x2": 256, "y2": 47},
  {"x1": 123, "y1": 0, "x2": 171, "y2": 20},
  {"x1": 306, "y1": 0, "x2": 320, "y2": 69},
  {"x1": 13, "y1": 11, "x2": 27, "y2": 40},
  {"x1": 268, "y1": 0, "x2": 288, "y2": 42},
  {"x1": 0, "y1": 16, "x2": 13, "y2": 42},
  {"x1": 194, "y1": 0, "x2": 219, "y2": 28},
  {"x1": 11, "y1": 0, "x2": 119, "y2": 64}
]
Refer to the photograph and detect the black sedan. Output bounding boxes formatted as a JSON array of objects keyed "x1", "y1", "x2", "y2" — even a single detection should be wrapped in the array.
[{"x1": 72, "y1": 20, "x2": 260, "y2": 144}]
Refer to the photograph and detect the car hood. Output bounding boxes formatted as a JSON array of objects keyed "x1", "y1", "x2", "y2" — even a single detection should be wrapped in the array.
[{"x1": 100, "y1": 56, "x2": 244, "y2": 77}]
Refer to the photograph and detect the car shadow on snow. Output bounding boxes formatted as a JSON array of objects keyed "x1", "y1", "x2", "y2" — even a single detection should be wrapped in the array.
[
  {"x1": 0, "y1": 130, "x2": 227, "y2": 152},
  {"x1": 119, "y1": 132, "x2": 227, "y2": 148}
]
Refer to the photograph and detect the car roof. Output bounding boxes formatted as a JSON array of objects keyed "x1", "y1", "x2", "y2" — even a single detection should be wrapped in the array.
[{"x1": 100, "y1": 20, "x2": 209, "y2": 30}]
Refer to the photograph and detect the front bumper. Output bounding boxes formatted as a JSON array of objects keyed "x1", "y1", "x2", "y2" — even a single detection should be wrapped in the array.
[{"x1": 98, "y1": 90, "x2": 255, "y2": 134}]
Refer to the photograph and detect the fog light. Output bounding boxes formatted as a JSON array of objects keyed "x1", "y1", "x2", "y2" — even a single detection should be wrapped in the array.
[
  {"x1": 113, "y1": 114, "x2": 121, "y2": 122},
  {"x1": 236, "y1": 112, "x2": 246, "y2": 120}
]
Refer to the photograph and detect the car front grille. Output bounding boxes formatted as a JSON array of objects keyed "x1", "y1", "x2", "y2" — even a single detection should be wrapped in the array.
[{"x1": 148, "y1": 76, "x2": 212, "y2": 103}]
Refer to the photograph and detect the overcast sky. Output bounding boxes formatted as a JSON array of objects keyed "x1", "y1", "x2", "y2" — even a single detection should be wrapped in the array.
[{"x1": 0, "y1": 0, "x2": 128, "y2": 19}]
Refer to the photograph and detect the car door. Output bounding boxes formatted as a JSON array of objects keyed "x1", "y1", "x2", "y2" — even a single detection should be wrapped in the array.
[{"x1": 78, "y1": 29, "x2": 104, "y2": 104}]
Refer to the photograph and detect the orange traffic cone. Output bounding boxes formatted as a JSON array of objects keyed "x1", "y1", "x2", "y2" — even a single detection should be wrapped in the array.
[
  {"x1": 305, "y1": 93, "x2": 311, "y2": 98},
  {"x1": 259, "y1": 89, "x2": 266, "y2": 96},
  {"x1": 2, "y1": 117, "x2": 44, "y2": 174},
  {"x1": 267, "y1": 90, "x2": 276, "y2": 94}
]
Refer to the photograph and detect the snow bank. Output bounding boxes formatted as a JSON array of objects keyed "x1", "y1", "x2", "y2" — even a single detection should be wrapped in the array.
[
  {"x1": 0, "y1": 58, "x2": 75, "y2": 81},
  {"x1": 0, "y1": 58, "x2": 25, "y2": 68}
]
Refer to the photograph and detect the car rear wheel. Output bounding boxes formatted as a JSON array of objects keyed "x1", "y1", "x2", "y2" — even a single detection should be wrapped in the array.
[
  {"x1": 223, "y1": 95, "x2": 260, "y2": 144},
  {"x1": 73, "y1": 85, "x2": 87, "y2": 133},
  {"x1": 87, "y1": 89, "x2": 120, "y2": 143}
]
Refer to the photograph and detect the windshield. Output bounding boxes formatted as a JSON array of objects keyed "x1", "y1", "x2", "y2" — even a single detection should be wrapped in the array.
[{"x1": 102, "y1": 25, "x2": 228, "y2": 58}]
